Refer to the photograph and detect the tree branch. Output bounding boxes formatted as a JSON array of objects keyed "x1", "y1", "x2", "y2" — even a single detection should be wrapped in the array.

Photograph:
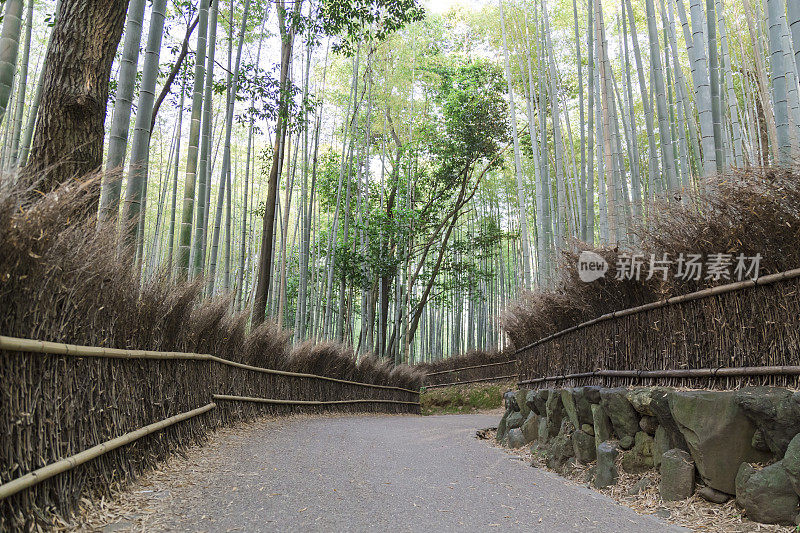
[{"x1": 150, "y1": 15, "x2": 200, "y2": 133}]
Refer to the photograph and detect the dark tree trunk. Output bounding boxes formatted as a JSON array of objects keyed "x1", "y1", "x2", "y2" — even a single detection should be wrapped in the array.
[
  {"x1": 378, "y1": 181, "x2": 398, "y2": 358},
  {"x1": 252, "y1": 3, "x2": 293, "y2": 326},
  {"x1": 23, "y1": 0, "x2": 128, "y2": 196},
  {"x1": 753, "y1": 73, "x2": 770, "y2": 167},
  {"x1": 378, "y1": 115, "x2": 403, "y2": 358}
]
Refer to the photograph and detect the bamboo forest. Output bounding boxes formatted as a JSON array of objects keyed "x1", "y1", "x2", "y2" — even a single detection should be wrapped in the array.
[
  {"x1": 2, "y1": 0, "x2": 799, "y2": 366},
  {"x1": 11, "y1": 0, "x2": 800, "y2": 530}
]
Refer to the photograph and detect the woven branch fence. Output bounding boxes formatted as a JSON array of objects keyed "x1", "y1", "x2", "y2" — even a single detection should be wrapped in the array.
[
  {"x1": 516, "y1": 268, "x2": 800, "y2": 391},
  {"x1": 423, "y1": 358, "x2": 518, "y2": 388},
  {"x1": 0, "y1": 336, "x2": 419, "y2": 527}
]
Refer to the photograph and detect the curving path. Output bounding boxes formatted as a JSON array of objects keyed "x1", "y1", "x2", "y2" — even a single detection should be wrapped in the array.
[{"x1": 103, "y1": 413, "x2": 685, "y2": 532}]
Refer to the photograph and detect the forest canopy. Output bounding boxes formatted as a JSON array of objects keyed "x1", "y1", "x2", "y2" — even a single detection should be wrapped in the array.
[{"x1": 3, "y1": 0, "x2": 798, "y2": 364}]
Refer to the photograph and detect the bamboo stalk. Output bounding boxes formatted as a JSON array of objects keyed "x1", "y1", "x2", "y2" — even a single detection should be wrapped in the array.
[
  {"x1": 212, "y1": 394, "x2": 420, "y2": 406},
  {"x1": 0, "y1": 336, "x2": 419, "y2": 394},
  {"x1": 425, "y1": 359, "x2": 517, "y2": 376},
  {"x1": 513, "y1": 267, "x2": 800, "y2": 354},
  {"x1": 0, "y1": 403, "x2": 216, "y2": 501},
  {"x1": 425, "y1": 374, "x2": 519, "y2": 389}
]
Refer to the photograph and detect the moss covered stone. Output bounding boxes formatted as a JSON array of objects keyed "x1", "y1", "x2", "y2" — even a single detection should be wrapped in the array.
[
  {"x1": 600, "y1": 387, "x2": 639, "y2": 443},
  {"x1": 669, "y1": 390, "x2": 771, "y2": 494},
  {"x1": 736, "y1": 462, "x2": 799, "y2": 525}
]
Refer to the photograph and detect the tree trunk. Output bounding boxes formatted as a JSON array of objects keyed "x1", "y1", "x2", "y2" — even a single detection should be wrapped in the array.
[
  {"x1": 716, "y1": 0, "x2": 745, "y2": 166},
  {"x1": 252, "y1": 1, "x2": 294, "y2": 326},
  {"x1": 543, "y1": 2, "x2": 570, "y2": 245},
  {"x1": 237, "y1": 5, "x2": 270, "y2": 309},
  {"x1": 622, "y1": 5, "x2": 643, "y2": 220},
  {"x1": 295, "y1": 43, "x2": 326, "y2": 342},
  {"x1": 23, "y1": 0, "x2": 129, "y2": 195},
  {"x1": 586, "y1": 0, "x2": 595, "y2": 243},
  {"x1": 666, "y1": 0, "x2": 702, "y2": 177},
  {"x1": 780, "y1": 9, "x2": 800, "y2": 149},
  {"x1": 522, "y1": 12, "x2": 549, "y2": 282},
  {"x1": 537, "y1": 24, "x2": 554, "y2": 271},
  {"x1": 594, "y1": 0, "x2": 618, "y2": 239},
  {"x1": 323, "y1": 48, "x2": 359, "y2": 337},
  {"x1": 573, "y1": 0, "x2": 586, "y2": 243},
  {"x1": 277, "y1": 131, "x2": 299, "y2": 327}
]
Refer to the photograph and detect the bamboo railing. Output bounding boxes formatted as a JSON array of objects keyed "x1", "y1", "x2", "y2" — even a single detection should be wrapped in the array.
[
  {"x1": 423, "y1": 357, "x2": 519, "y2": 387},
  {"x1": 213, "y1": 394, "x2": 420, "y2": 406},
  {"x1": 425, "y1": 359, "x2": 517, "y2": 377},
  {"x1": 0, "y1": 334, "x2": 420, "y2": 516},
  {"x1": 515, "y1": 267, "x2": 800, "y2": 389},
  {"x1": 0, "y1": 336, "x2": 419, "y2": 394},
  {"x1": 0, "y1": 403, "x2": 216, "y2": 501},
  {"x1": 518, "y1": 366, "x2": 800, "y2": 386},
  {"x1": 425, "y1": 374, "x2": 519, "y2": 389},
  {"x1": 514, "y1": 267, "x2": 800, "y2": 356}
]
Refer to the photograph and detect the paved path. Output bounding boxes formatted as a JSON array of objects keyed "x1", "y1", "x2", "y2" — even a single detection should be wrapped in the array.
[{"x1": 115, "y1": 414, "x2": 684, "y2": 532}]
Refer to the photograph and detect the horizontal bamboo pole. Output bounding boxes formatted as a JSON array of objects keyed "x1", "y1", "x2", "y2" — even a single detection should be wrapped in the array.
[
  {"x1": 212, "y1": 394, "x2": 420, "y2": 406},
  {"x1": 518, "y1": 372, "x2": 597, "y2": 385},
  {"x1": 513, "y1": 267, "x2": 800, "y2": 355},
  {"x1": 0, "y1": 335, "x2": 419, "y2": 395},
  {"x1": 517, "y1": 365, "x2": 800, "y2": 386},
  {"x1": 424, "y1": 374, "x2": 519, "y2": 389},
  {"x1": 0, "y1": 403, "x2": 216, "y2": 501},
  {"x1": 209, "y1": 357, "x2": 419, "y2": 394},
  {"x1": 0, "y1": 335, "x2": 210, "y2": 361},
  {"x1": 425, "y1": 359, "x2": 517, "y2": 377}
]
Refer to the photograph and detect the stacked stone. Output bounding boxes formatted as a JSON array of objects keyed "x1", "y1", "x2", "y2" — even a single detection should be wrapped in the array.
[{"x1": 495, "y1": 385, "x2": 800, "y2": 526}]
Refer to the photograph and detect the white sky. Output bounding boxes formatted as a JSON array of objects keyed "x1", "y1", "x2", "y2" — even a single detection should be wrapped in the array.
[{"x1": 424, "y1": 0, "x2": 484, "y2": 15}]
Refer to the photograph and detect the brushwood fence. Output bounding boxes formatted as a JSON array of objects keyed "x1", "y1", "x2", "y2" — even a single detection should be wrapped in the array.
[
  {"x1": 516, "y1": 268, "x2": 800, "y2": 390},
  {"x1": 424, "y1": 358, "x2": 518, "y2": 389},
  {"x1": 0, "y1": 336, "x2": 419, "y2": 527}
]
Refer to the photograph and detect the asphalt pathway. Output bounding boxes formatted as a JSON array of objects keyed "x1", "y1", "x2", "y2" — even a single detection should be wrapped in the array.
[{"x1": 119, "y1": 413, "x2": 684, "y2": 532}]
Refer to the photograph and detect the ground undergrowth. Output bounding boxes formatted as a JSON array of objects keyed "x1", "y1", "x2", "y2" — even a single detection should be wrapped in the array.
[{"x1": 420, "y1": 382, "x2": 513, "y2": 415}]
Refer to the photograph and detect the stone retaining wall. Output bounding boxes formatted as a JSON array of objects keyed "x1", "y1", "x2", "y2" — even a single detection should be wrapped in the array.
[{"x1": 496, "y1": 386, "x2": 800, "y2": 526}]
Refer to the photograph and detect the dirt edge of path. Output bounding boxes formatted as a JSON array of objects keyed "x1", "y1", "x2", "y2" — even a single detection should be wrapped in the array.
[{"x1": 483, "y1": 429, "x2": 794, "y2": 533}]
